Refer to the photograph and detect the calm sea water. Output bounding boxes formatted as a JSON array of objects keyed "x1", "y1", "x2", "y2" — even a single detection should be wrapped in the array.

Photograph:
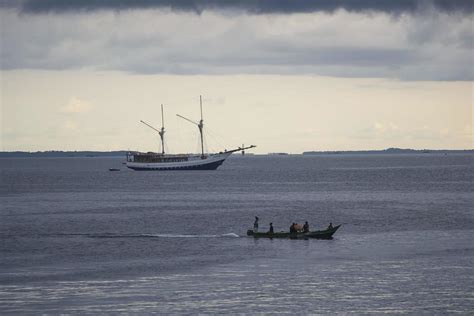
[{"x1": 1, "y1": 154, "x2": 473, "y2": 314}]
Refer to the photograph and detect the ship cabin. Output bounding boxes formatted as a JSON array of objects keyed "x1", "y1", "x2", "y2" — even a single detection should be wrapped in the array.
[{"x1": 127, "y1": 151, "x2": 207, "y2": 163}]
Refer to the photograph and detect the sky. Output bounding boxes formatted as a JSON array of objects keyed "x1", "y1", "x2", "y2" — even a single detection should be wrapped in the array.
[{"x1": 1, "y1": 0, "x2": 472, "y2": 153}]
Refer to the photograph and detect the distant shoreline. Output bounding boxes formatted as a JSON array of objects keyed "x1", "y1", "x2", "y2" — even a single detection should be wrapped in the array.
[
  {"x1": 0, "y1": 151, "x2": 128, "y2": 158},
  {"x1": 302, "y1": 148, "x2": 473, "y2": 155},
  {"x1": 0, "y1": 148, "x2": 472, "y2": 158}
]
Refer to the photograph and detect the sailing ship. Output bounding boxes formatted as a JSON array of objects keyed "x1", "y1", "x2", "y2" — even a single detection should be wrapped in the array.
[{"x1": 126, "y1": 96, "x2": 255, "y2": 171}]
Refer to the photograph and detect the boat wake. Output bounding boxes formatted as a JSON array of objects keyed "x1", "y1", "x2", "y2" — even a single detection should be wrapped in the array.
[
  {"x1": 89, "y1": 233, "x2": 241, "y2": 239},
  {"x1": 1, "y1": 232, "x2": 241, "y2": 239}
]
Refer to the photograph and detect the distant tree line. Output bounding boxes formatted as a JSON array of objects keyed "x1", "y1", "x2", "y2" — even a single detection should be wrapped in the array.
[
  {"x1": 0, "y1": 151, "x2": 128, "y2": 158},
  {"x1": 303, "y1": 148, "x2": 473, "y2": 155}
]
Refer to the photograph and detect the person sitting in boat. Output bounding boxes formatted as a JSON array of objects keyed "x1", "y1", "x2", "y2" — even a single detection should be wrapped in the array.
[
  {"x1": 294, "y1": 223, "x2": 303, "y2": 232},
  {"x1": 327, "y1": 222, "x2": 333, "y2": 229},
  {"x1": 290, "y1": 223, "x2": 296, "y2": 233},
  {"x1": 268, "y1": 222, "x2": 274, "y2": 234},
  {"x1": 254, "y1": 216, "x2": 259, "y2": 232},
  {"x1": 303, "y1": 221, "x2": 309, "y2": 233}
]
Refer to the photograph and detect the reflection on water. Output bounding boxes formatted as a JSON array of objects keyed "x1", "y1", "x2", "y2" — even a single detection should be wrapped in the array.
[
  {"x1": 1, "y1": 230, "x2": 473, "y2": 314},
  {"x1": 2, "y1": 258, "x2": 472, "y2": 314}
]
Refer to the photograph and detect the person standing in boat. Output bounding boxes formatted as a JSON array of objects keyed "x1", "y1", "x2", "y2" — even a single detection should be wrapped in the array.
[
  {"x1": 303, "y1": 221, "x2": 309, "y2": 233},
  {"x1": 268, "y1": 223, "x2": 274, "y2": 234},
  {"x1": 254, "y1": 216, "x2": 259, "y2": 233}
]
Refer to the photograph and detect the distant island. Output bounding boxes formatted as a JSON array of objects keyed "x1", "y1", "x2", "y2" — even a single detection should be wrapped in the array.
[
  {"x1": 0, "y1": 151, "x2": 128, "y2": 158},
  {"x1": 0, "y1": 148, "x2": 472, "y2": 158},
  {"x1": 302, "y1": 148, "x2": 473, "y2": 155}
]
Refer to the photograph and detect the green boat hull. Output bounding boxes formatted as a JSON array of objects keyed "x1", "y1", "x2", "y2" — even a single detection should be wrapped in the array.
[{"x1": 247, "y1": 225, "x2": 341, "y2": 239}]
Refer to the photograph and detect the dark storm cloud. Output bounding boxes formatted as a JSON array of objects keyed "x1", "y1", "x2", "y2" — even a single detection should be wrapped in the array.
[
  {"x1": 2, "y1": 0, "x2": 472, "y2": 14},
  {"x1": 1, "y1": 1, "x2": 472, "y2": 80}
]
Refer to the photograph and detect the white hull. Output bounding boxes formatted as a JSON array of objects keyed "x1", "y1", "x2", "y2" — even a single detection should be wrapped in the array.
[{"x1": 126, "y1": 152, "x2": 232, "y2": 170}]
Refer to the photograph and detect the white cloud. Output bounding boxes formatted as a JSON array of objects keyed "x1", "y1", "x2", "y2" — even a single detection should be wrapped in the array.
[
  {"x1": 62, "y1": 120, "x2": 79, "y2": 131},
  {"x1": 60, "y1": 97, "x2": 92, "y2": 113},
  {"x1": 373, "y1": 122, "x2": 400, "y2": 134}
]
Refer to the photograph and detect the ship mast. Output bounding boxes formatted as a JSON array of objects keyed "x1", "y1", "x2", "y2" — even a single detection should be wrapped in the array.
[
  {"x1": 140, "y1": 104, "x2": 166, "y2": 155},
  {"x1": 159, "y1": 104, "x2": 165, "y2": 154},
  {"x1": 198, "y1": 96, "x2": 204, "y2": 158},
  {"x1": 176, "y1": 95, "x2": 206, "y2": 159}
]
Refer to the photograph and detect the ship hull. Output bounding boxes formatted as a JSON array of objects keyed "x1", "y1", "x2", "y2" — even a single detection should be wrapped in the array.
[
  {"x1": 247, "y1": 225, "x2": 341, "y2": 239},
  {"x1": 126, "y1": 152, "x2": 231, "y2": 171}
]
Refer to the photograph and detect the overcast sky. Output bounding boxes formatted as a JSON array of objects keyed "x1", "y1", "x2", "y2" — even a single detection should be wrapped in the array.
[{"x1": 1, "y1": 0, "x2": 472, "y2": 153}]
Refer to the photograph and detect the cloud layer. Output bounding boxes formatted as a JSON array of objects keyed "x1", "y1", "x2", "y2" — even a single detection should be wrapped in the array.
[
  {"x1": 2, "y1": 0, "x2": 472, "y2": 14},
  {"x1": 1, "y1": 3, "x2": 472, "y2": 80}
]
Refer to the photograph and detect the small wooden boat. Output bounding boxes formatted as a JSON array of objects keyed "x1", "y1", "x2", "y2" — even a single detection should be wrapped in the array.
[
  {"x1": 247, "y1": 225, "x2": 341, "y2": 239},
  {"x1": 109, "y1": 168, "x2": 120, "y2": 171}
]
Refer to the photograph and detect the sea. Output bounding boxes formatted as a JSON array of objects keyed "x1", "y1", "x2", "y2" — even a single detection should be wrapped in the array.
[{"x1": 0, "y1": 154, "x2": 473, "y2": 314}]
